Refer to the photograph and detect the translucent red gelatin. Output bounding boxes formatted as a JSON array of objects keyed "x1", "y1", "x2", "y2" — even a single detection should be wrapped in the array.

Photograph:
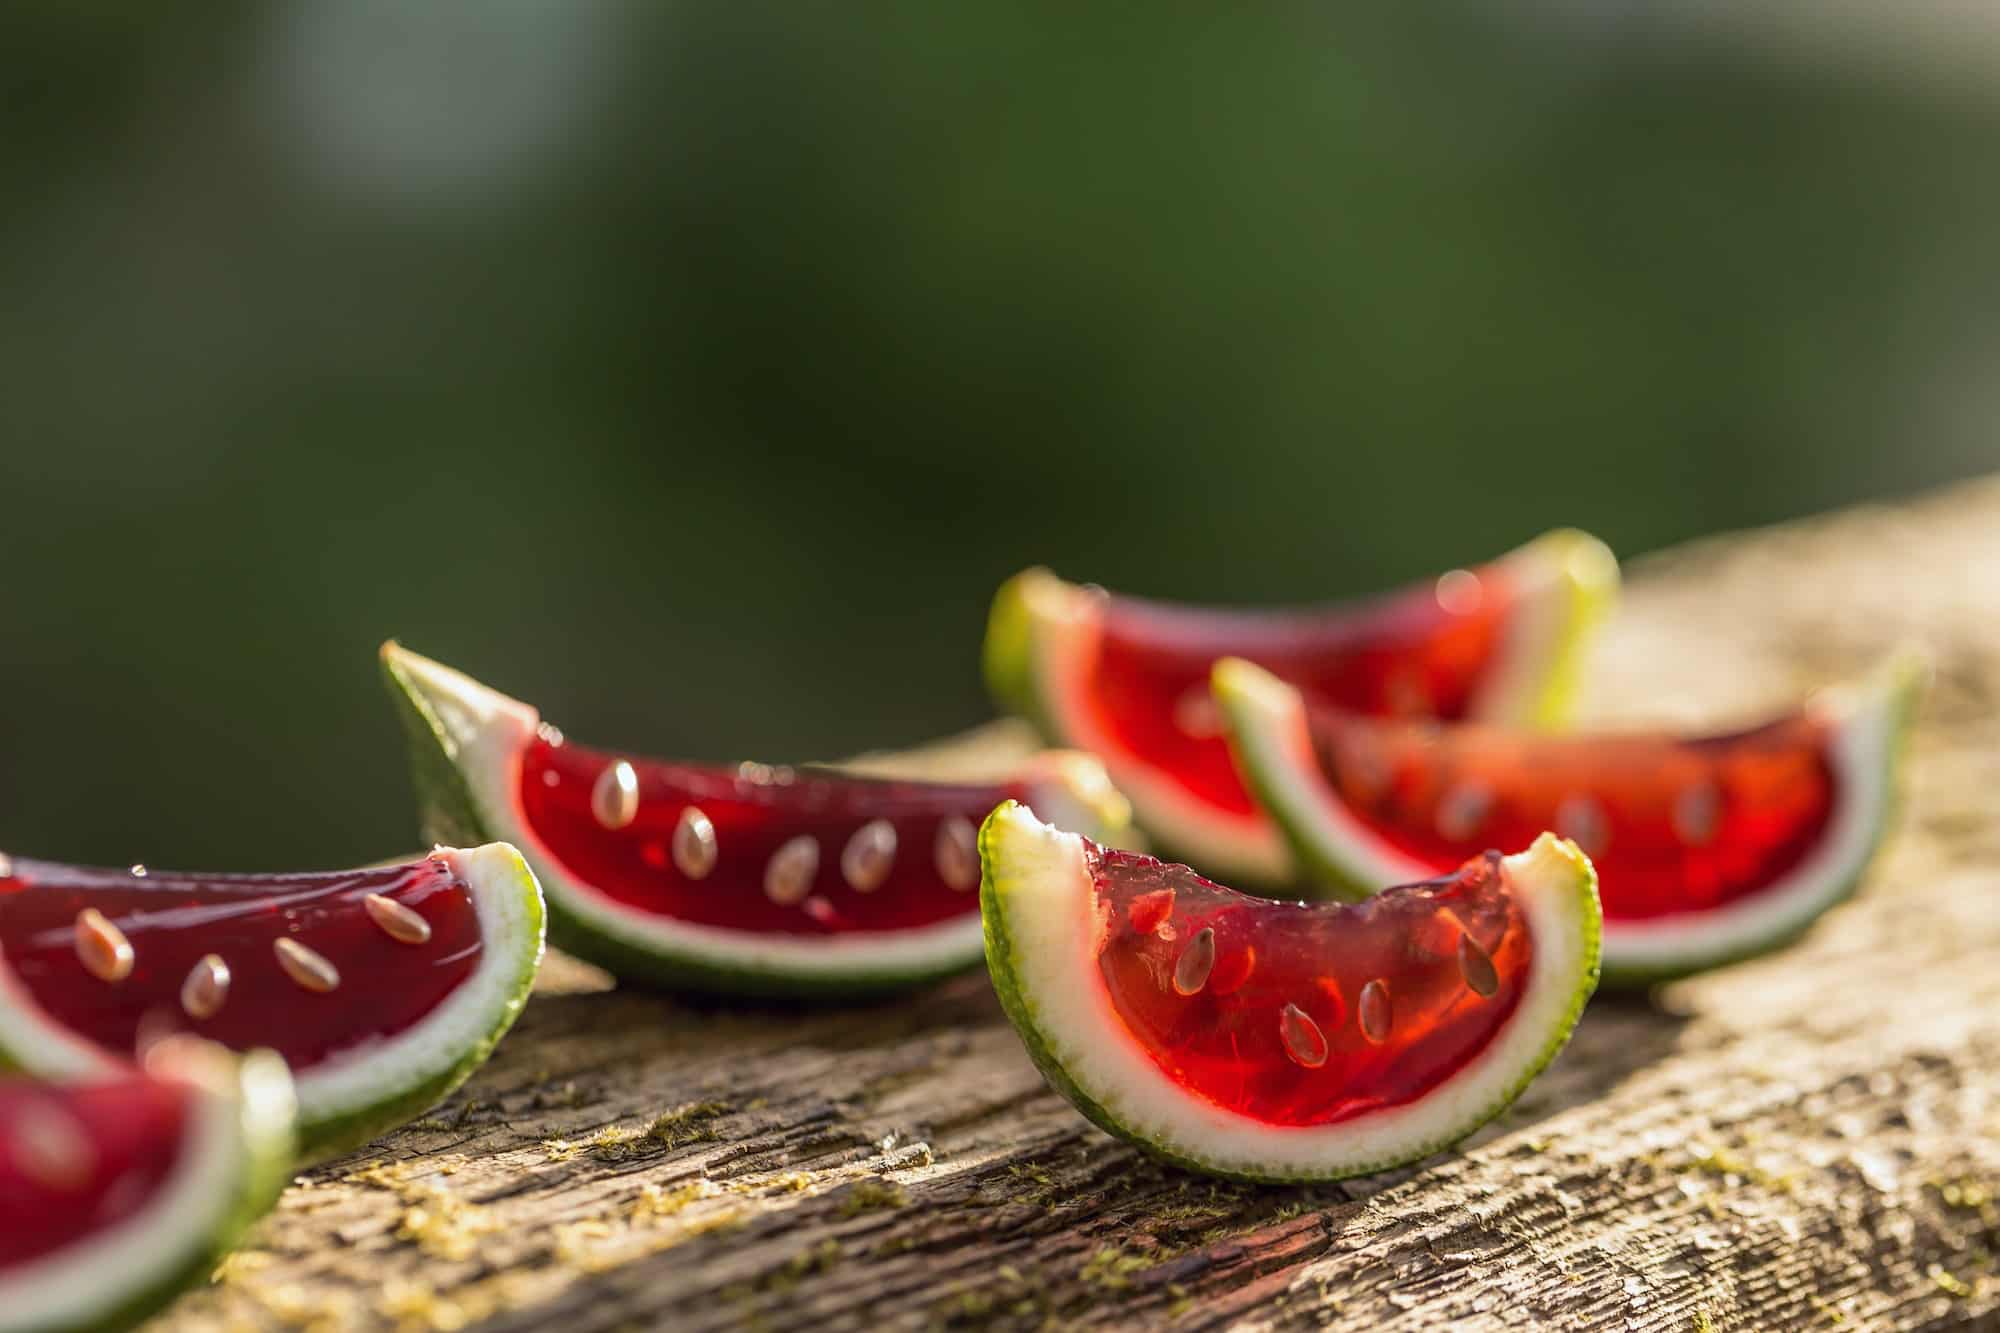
[
  {"x1": 1307, "y1": 708, "x2": 1838, "y2": 920},
  {"x1": 0, "y1": 1075, "x2": 190, "y2": 1267},
  {"x1": 1090, "y1": 847, "x2": 1528, "y2": 1126},
  {"x1": 1087, "y1": 565, "x2": 1515, "y2": 817},
  {"x1": 0, "y1": 858, "x2": 480, "y2": 1069},
  {"x1": 518, "y1": 737, "x2": 1026, "y2": 934}
]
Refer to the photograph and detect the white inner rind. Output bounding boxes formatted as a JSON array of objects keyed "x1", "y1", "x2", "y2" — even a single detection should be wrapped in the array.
[
  {"x1": 4, "y1": 1053, "x2": 292, "y2": 1332},
  {"x1": 986, "y1": 804, "x2": 1594, "y2": 1178},
  {"x1": 0, "y1": 846, "x2": 541, "y2": 1134},
  {"x1": 294, "y1": 842, "x2": 544, "y2": 1123},
  {"x1": 386, "y1": 646, "x2": 987, "y2": 982},
  {"x1": 1015, "y1": 533, "x2": 1613, "y2": 886},
  {"x1": 1218, "y1": 654, "x2": 1916, "y2": 976}
]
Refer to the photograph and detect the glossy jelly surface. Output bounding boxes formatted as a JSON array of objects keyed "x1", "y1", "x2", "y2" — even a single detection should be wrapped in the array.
[
  {"x1": 1307, "y1": 708, "x2": 1837, "y2": 920},
  {"x1": 519, "y1": 737, "x2": 1026, "y2": 934},
  {"x1": 1091, "y1": 846, "x2": 1527, "y2": 1126},
  {"x1": 0, "y1": 856, "x2": 480, "y2": 1068},
  {"x1": 1082, "y1": 565, "x2": 1516, "y2": 817}
]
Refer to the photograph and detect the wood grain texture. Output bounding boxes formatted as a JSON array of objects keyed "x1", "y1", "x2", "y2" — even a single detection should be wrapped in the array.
[{"x1": 162, "y1": 478, "x2": 2000, "y2": 1332}]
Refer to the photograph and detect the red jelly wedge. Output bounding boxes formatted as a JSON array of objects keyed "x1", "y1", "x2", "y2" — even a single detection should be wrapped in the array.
[
  {"x1": 983, "y1": 530, "x2": 1617, "y2": 883},
  {"x1": 0, "y1": 845, "x2": 544, "y2": 1157},
  {"x1": 0, "y1": 1040, "x2": 292, "y2": 1333},
  {"x1": 381, "y1": 643, "x2": 1130, "y2": 996},
  {"x1": 1213, "y1": 652, "x2": 1924, "y2": 983},
  {"x1": 980, "y1": 802, "x2": 1599, "y2": 1181}
]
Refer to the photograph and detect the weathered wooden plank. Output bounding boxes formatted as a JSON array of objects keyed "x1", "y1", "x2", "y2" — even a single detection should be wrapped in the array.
[{"x1": 163, "y1": 478, "x2": 2000, "y2": 1332}]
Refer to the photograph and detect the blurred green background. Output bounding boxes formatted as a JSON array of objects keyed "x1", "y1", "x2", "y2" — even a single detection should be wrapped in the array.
[{"x1": 4, "y1": 3, "x2": 1995, "y2": 868}]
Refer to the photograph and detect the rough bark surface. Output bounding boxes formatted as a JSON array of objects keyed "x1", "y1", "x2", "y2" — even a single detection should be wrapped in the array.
[{"x1": 162, "y1": 479, "x2": 2000, "y2": 1332}]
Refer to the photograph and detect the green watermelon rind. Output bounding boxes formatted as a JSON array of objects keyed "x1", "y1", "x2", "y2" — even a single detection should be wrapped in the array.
[
  {"x1": 8, "y1": 1047, "x2": 295, "y2": 1333},
  {"x1": 1214, "y1": 650, "x2": 1927, "y2": 988},
  {"x1": 981, "y1": 568, "x2": 1048, "y2": 732},
  {"x1": 291, "y1": 845, "x2": 545, "y2": 1162},
  {"x1": 1468, "y1": 528, "x2": 1621, "y2": 732},
  {"x1": 979, "y1": 802, "x2": 1602, "y2": 1184},
  {"x1": 381, "y1": 644, "x2": 1130, "y2": 998}
]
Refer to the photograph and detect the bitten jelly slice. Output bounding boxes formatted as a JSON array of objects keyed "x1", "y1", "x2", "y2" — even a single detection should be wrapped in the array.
[
  {"x1": 1090, "y1": 847, "x2": 1527, "y2": 1127},
  {"x1": 977, "y1": 802, "x2": 1600, "y2": 1183}
]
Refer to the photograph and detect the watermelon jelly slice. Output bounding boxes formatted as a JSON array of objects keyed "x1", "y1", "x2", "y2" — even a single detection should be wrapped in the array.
[
  {"x1": 0, "y1": 845, "x2": 544, "y2": 1159},
  {"x1": 983, "y1": 530, "x2": 1618, "y2": 886},
  {"x1": 979, "y1": 802, "x2": 1599, "y2": 1182},
  {"x1": 380, "y1": 644, "x2": 1132, "y2": 997},
  {"x1": 1212, "y1": 652, "x2": 1925, "y2": 984},
  {"x1": 0, "y1": 1039, "x2": 293, "y2": 1333}
]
